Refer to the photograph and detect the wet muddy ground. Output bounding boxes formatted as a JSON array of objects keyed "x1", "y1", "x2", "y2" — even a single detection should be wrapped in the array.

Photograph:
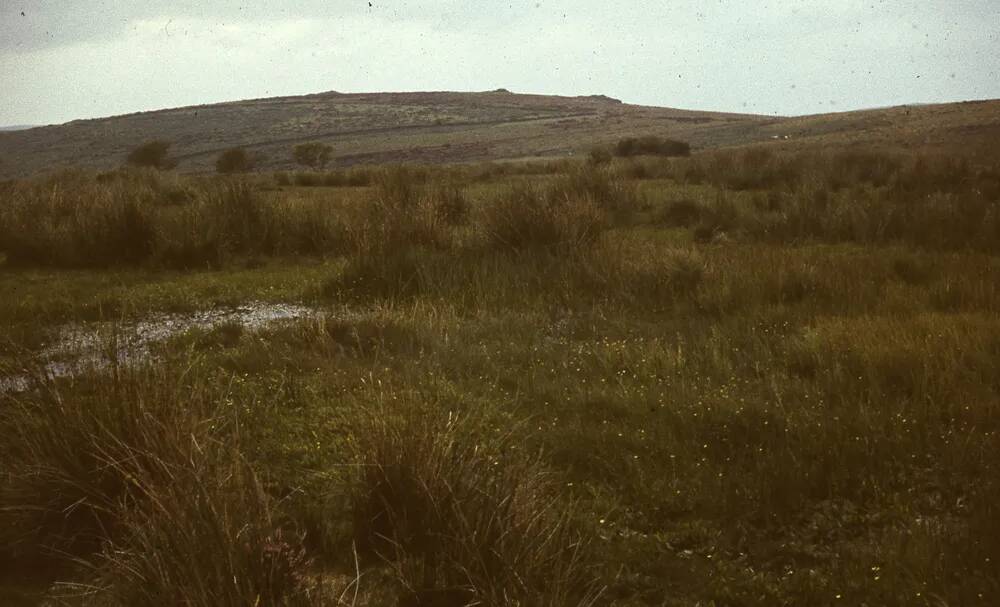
[{"x1": 0, "y1": 302, "x2": 318, "y2": 393}]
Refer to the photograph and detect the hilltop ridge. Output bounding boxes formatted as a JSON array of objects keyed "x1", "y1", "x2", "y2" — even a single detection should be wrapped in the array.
[{"x1": 0, "y1": 90, "x2": 997, "y2": 177}]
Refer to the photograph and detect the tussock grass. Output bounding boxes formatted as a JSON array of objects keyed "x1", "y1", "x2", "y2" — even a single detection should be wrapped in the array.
[
  {"x1": 332, "y1": 168, "x2": 456, "y2": 298},
  {"x1": 348, "y1": 397, "x2": 598, "y2": 606},
  {"x1": 0, "y1": 171, "x2": 346, "y2": 268},
  {"x1": 646, "y1": 148, "x2": 1000, "y2": 251},
  {"x1": 88, "y1": 450, "x2": 316, "y2": 607},
  {"x1": 0, "y1": 362, "x2": 225, "y2": 555},
  {"x1": 0, "y1": 358, "x2": 324, "y2": 606},
  {"x1": 4, "y1": 144, "x2": 1000, "y2": 605},
  {"x1": 484, "y1": 182, "x2": 607, "y2": 252}
]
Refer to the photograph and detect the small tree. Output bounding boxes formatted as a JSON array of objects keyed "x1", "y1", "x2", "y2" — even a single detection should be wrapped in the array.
[
  {"x1": 215, "y1": 147, "x2": 254, "y2": 174},
  {"x1": 126, "y1": 140, "x2": 176, "y2": 169},
  {"x1": 292, "y1": 142, "x2": 333, "y2": 170}
]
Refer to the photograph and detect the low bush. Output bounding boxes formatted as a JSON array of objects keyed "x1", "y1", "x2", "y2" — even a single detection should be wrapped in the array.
[
  {"x1": 215, "y1": 147, "x2": 255, "y2": 174},
  {"x1": 126, "y1": 140, "x2": 177, "y2": 170}
]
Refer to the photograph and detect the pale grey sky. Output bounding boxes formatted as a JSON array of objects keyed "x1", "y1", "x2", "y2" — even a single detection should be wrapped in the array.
[{"x1": 1, "y1": 1, "x2": 998, "y2": 125}]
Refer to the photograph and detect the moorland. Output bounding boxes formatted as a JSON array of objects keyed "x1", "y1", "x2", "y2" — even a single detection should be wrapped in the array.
[{"x1": 1, "y1": 92, "x2": 999, "y2": 606}]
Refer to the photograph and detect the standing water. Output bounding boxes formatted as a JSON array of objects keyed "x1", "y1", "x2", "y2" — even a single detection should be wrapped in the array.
[{"x1": 0, "y1": 302, "x2": 319, "y2": 393}]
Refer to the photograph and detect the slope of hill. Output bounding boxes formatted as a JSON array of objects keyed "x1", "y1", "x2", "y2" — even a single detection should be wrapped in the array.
[
  {"x1": 0, "y1": 90, "x2": 770, "y2": 177},
  {"x1": 759, "y1": 99, "x2": 1000, "y2": 163},
  {"x1": 0, "y1": 90, "x2": 996, "y2": 178}
]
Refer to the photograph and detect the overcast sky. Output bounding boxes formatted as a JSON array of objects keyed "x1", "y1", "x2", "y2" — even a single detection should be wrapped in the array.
[{"x1": 1, "y1": 1, "x2": 998, "y2": 125}]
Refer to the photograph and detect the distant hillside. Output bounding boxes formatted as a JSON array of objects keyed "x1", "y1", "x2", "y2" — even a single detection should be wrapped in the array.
[
  {"x1": 0, "y1": 90, "x2": 996, "y2": 178},
  {"x1": 758, "y1": 99, "x2": 1000, "y2": 163},
  {"x1": 0, "y1": 90, "x2": 770, "y2": 177},
  {"x1": 0, "y1": 125, "x2": 35, "y2": 132}
]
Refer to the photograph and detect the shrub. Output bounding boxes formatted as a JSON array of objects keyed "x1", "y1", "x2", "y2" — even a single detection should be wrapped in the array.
[
  {"x1": 614, "y1": 136, "x2": 690, "y2": 158},
  {"x1": 215, "y1": 147, "x2": 254, "y2": 174},
  {"x1": 126, "y1": 140, "x2": 176, "y2": 170},
  {"x1": 292, "y1": 142, "x2": 333, "y2": 170}
]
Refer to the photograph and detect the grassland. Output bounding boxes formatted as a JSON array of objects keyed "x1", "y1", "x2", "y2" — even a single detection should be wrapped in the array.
[
  {"x1": 0, "y1": 90, "x2": 768, "y2": 178},
  {"x1": 1, "y1": 147, "x2": 999, "y2": 606},
  {"x1": 2, "y1": 90, "x2": 996, "y2": 179}
]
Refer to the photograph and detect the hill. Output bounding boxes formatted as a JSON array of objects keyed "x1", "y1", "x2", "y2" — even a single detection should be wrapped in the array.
[
  {"x1": 757, "y1": 99, "x2": 1000, "y2": 163},
  {"x1": 0, "y1": 90, "x2": 997, "y2": 177}
]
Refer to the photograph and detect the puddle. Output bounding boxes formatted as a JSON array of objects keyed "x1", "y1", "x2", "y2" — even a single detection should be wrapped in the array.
[{"x1": 0, "y1": 302, "x2": 319, "y2": 393}]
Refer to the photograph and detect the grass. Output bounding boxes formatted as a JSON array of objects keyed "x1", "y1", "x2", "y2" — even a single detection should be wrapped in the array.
[{"x1": 2, "y1": 146, "x2": 999, "y2": 605}]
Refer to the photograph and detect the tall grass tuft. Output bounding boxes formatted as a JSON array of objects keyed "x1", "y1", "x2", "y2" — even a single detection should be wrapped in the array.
[
  {"x1": 484, "y1": 182, "x2": 607, "y2": 253},
  {"x1": 0, "y1": 171, "x2": 157, "y2": 266},
  {"x1": 0, "y1": 171, "x2": 352, "y2": 268},
  {"x1": 0, "y1": 358, "x2": 321, "y2": 605},
  {"x1": 348, "y1": 399, "x2": 598, "y2": 606},
  {"x1": 88, "y1": 449, "x2": 316, "y2": 607},
  {"x1": 333, "y1": 167, "x2": 455, "y2": 298},
  {"x1": 0, "y1": 362, "x2": 224, "y2": 555}
]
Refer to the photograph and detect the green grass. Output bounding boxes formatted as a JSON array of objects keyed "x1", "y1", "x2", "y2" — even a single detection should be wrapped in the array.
[{"x1": 2, "y1": 148, "x2": 999, "y2": 605}]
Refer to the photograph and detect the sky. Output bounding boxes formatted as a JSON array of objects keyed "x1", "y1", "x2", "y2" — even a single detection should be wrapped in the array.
[{"x1": 1, "y1": 1, "x2": 998, "y2": 126}]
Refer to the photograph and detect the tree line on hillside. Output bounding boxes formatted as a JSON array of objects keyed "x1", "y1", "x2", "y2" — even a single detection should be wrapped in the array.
[
  {"x1": 124, "y1": 140, "x2": 336, "y2": 174},
  {"x1": 124, "y1": 135, "x2": 690, "y2": 174}
]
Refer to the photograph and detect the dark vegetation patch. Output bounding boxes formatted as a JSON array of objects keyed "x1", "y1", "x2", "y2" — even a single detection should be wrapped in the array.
[{"x1": 613, "y1": 136, "x2": 691, "y2": 157}]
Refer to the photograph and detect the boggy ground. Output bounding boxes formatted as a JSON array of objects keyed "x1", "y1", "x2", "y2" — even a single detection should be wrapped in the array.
[{"x1": 1, "y1": 148, "x2": 999, "y2": 606}]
